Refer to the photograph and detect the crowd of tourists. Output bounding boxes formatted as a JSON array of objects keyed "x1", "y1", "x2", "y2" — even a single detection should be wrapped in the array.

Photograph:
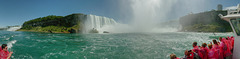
[{"x1": 170, "y1": 36, "x2": 234, "y2": 59}]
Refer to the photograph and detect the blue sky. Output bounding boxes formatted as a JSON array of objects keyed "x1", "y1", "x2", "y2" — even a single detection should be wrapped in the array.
[{"x1": 0, "y1": 0, "x2": 239, "y2": 27}]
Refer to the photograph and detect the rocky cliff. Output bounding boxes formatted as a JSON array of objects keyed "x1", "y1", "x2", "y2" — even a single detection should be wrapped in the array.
[{"x1": 179, "y1": 10, "x2": 232, "y2": 32}]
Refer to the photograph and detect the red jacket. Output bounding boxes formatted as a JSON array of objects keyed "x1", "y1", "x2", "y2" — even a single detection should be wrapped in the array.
[{"x1": 0, "y1": 50, "x2": 10, "y2": 59}]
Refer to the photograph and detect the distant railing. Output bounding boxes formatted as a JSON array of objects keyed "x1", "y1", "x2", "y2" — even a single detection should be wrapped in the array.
[{"x1": 227, "y1": 9, "x2": 240, "y2": 15}]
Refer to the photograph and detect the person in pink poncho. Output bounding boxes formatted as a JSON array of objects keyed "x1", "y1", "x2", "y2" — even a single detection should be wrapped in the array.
[
  {"x1": 220, "y1": 37, "x2": 232, "y2": 59},
  {"x1": 199, "y1": 43, "x2": 208, "y2": 59},
  {"x1": 170, "y1": 53, "x2": 180, "y2": 59},
  {"x1": 192, "y1": 42, "x2": 202, "y2": 59},
  {"x1": 0, "y1": 44, "x2": 13, "y2": 59},
  {"x1": 230, "y1": 36, "x2": 234, "y2": 52},
  {"x1": 212, "y1": 39, "x2": 222, "y2": 59},
  {"x1": 208, "y1": 44, "x2": 218, "y2": 59}
]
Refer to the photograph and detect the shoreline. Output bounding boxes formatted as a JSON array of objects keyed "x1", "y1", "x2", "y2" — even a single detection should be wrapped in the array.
[
  {"x1": 178, "y1": 31, "x2": 233, "y2": 33},
  {"x1": 17, "y1": 29, "x2": 71, "y2": 33}
]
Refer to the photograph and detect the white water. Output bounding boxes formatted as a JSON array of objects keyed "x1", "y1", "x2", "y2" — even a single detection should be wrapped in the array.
[
  {"x1": 7, "y1": 26, "x2": 21, "y2": 31},
  {"x1": 115, "y1": 0, "x2": 210, "y2": 33},
  {"x1": 84, "y1": 14, "x2": 117, "y2": 33},
  {"x1": 7, "y1": 40, "x2": 17, "y2": 49}
]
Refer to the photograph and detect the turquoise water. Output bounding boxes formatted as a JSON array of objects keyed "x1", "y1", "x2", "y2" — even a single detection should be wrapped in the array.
[{"x1": 0, "y1": 31, "x2": 233, "y2": 59}]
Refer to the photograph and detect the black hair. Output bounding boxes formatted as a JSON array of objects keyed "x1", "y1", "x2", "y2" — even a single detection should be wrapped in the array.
[
  {"x1": 202, "y1": 43, "x2": 207, "y2": 47},
  {"x1": 213, "y1": 39, "x2": 218, "y2": 44},
  {"x1": 219, "y1": 37, "x2": 222, "y2": 40},
  {"x1": 193, "y1": 42, "x2": 197, "y2": 46},
  {"x1": 188, "y1": 50, "x2": 192, "y2": 52},
  {"x1": 1, "y1": 44, "x2": 7, "y2": 50}
]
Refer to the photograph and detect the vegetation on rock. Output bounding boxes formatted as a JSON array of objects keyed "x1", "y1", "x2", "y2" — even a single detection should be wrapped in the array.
[{"x1": 18, "y1": 13, "x2": 86, "y2": 33}]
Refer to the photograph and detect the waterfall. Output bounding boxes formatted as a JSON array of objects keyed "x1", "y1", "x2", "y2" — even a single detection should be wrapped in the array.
[
  {"x1": 7, "y1": 26, "x2": 22, "y2": 31},
  {"x1": 84, "y1": 14, "x2": 117, "y2": 33}
]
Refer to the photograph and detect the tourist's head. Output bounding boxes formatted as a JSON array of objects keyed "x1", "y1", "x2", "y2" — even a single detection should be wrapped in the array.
[
  {"x1": 184, "y1": 50, "x2": 187, "y2": 55},
  {"x1": 193, "y1": 42, "x2": 197, "y2": 47},
  {"x1": 213, "y1": 39, "x2": 218, "y2": 45},
  {"x1": 1, "y1": 44, "x2": 7, "y2": 51},
  {"x1": 202, "y1": 43, "x2": 207, "y2": 48},
  {"x1": 170, "y1": 53, "x2": 177, "y2": 59},
  {"x1": 186, "y1": 50, "x2": 192, "y2": 56},
  {"x1": 208, "y1": 44, "x2": 212, "y2": 49},
  {"x1": 219, "y1": 37, "x2": 222, "y2": 41},
  {"x1": 184, "y1": 50, "x2": 190, "y2": 56}
]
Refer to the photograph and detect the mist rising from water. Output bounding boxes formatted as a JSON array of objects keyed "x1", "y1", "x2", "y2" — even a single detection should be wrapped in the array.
[
  {"x1": 113, "y1": 0, "x2": 209, "y2": 33},
  {"x1": 129, "y1": 0, "x2": 176, "y2": 32}
]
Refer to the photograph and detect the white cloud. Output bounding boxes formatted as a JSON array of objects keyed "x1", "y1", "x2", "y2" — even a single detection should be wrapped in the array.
[{"x1": 224, "y1": 6, "x2": 237, "y2": 10}]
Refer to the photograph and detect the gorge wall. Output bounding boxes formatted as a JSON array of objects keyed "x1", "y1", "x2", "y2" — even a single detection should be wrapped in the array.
[{"x1": 179, "y1": 10, "x2": 232, "y2": 32}]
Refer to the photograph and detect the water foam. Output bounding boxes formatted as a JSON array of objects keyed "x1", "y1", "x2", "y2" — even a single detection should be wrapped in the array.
[{"x1": 7, "y1": 40, "x2": 17, "y2": 49}]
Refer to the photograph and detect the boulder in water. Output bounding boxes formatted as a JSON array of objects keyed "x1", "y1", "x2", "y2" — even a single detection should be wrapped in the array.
[
  {"x1": 68, "y1": 28, "x2": 77, "y2": 33},
  {"x1": 103, "y1": 31, "x2": 109, "y2": 33},
  {"x1": 48, "y1": 30, "x2": 53, "y2": 33},
  {"x1": 89, "y1": 28, "x2": 99, "y2": 33}
]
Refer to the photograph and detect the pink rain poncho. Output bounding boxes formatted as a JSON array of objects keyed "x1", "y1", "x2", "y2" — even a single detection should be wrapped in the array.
[
  {"x1": 208, "y1": 48, "x2": 218, "y2": 59},
  {"x1": 0, "y1": 50, "x2": 10, "y2": 59},
  {"x1": 192, "y1": 46, "x2": 203, "y2": 59},
  {"x1": 200, "y1": 47, "x2": 208, "y2": 59},
  {"x1": 213, "y1": 44, "x2": 222, "y2": 59},
  {"x1": 222, "y1": 38, "x2": 232, "y2": 57},
  {"x1": 231, "y1": 36, "x2": 234, "y2": 50}
]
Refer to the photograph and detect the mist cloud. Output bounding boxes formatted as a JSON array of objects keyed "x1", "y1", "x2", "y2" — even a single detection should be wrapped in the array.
[{"x1": 115, "y1": 0, "x2": 210, "y2": 32}]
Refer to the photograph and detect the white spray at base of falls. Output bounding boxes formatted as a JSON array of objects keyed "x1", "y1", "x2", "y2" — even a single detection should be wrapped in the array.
[
  {"x1": 115, "y1": 0, "x2": 210, "y2": 33},
  {"x1": 84, "y1": 14, "x2": 118, "y2": 33},
  {"x1": 84, "y1": 14, "x2": 146, "y2": 33},
  {"x1": 83, "y1": 14, "x2": 180, "y2": 33},
  {"x1": 7, "y1": 26, "x2": 22, "y2": 31}
]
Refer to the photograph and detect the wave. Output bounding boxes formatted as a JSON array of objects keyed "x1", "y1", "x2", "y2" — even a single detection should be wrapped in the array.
[{"x1": 7, "y1": 40, "x2": 17, "y2": 49}]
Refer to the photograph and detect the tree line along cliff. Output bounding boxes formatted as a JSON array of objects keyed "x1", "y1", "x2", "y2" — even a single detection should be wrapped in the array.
[{"x1": 18, "y1": 13, "x2": 87, "y2": 33}]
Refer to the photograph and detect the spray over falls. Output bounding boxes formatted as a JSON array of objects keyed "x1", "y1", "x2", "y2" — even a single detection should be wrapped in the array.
[
  {"x1": 84, "y1": 14, "x2": 118, "y2": 33},
  {"x1": 115, "y1": 0, "x2": 210, "y2": 33},
  {"x1": 82, "y1": 0, "x2": 210, "y2": 33},
  {"x1": 7, "y1": 26, "x2": 21, "y2": 31},
  {"x1": 83, "y1": 0, "x2": 180, "y2": 33}
]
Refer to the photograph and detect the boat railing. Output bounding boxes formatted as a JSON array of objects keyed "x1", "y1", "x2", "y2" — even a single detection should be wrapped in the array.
[
  {"x1": 227, "y1": 4, "x2": 240, "y2": 15},
  {"x1": 227, "y1": 9, "x2": 240, "y2": 15}
]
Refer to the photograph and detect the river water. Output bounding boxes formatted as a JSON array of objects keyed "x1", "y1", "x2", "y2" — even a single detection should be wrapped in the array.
[{"x1": 0, "y1": 31, "x2": 233, "y2": 59}]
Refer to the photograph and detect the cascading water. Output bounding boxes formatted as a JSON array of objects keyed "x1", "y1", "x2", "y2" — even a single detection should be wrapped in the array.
[
  {"x1": 7, "y1": 26, "x2": 22, "y2": 31},
  {"x1": 84, "y1": 14, "x2": 117, "y2": 33}
]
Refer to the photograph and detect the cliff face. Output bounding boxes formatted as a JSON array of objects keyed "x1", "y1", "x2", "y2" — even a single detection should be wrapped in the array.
[
  {"x1": 19, "y1": 13, "x2": 87, "y2": 33},
  {"x1": 179, "y1": 10, "x2": 232, "y2": 32}
]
